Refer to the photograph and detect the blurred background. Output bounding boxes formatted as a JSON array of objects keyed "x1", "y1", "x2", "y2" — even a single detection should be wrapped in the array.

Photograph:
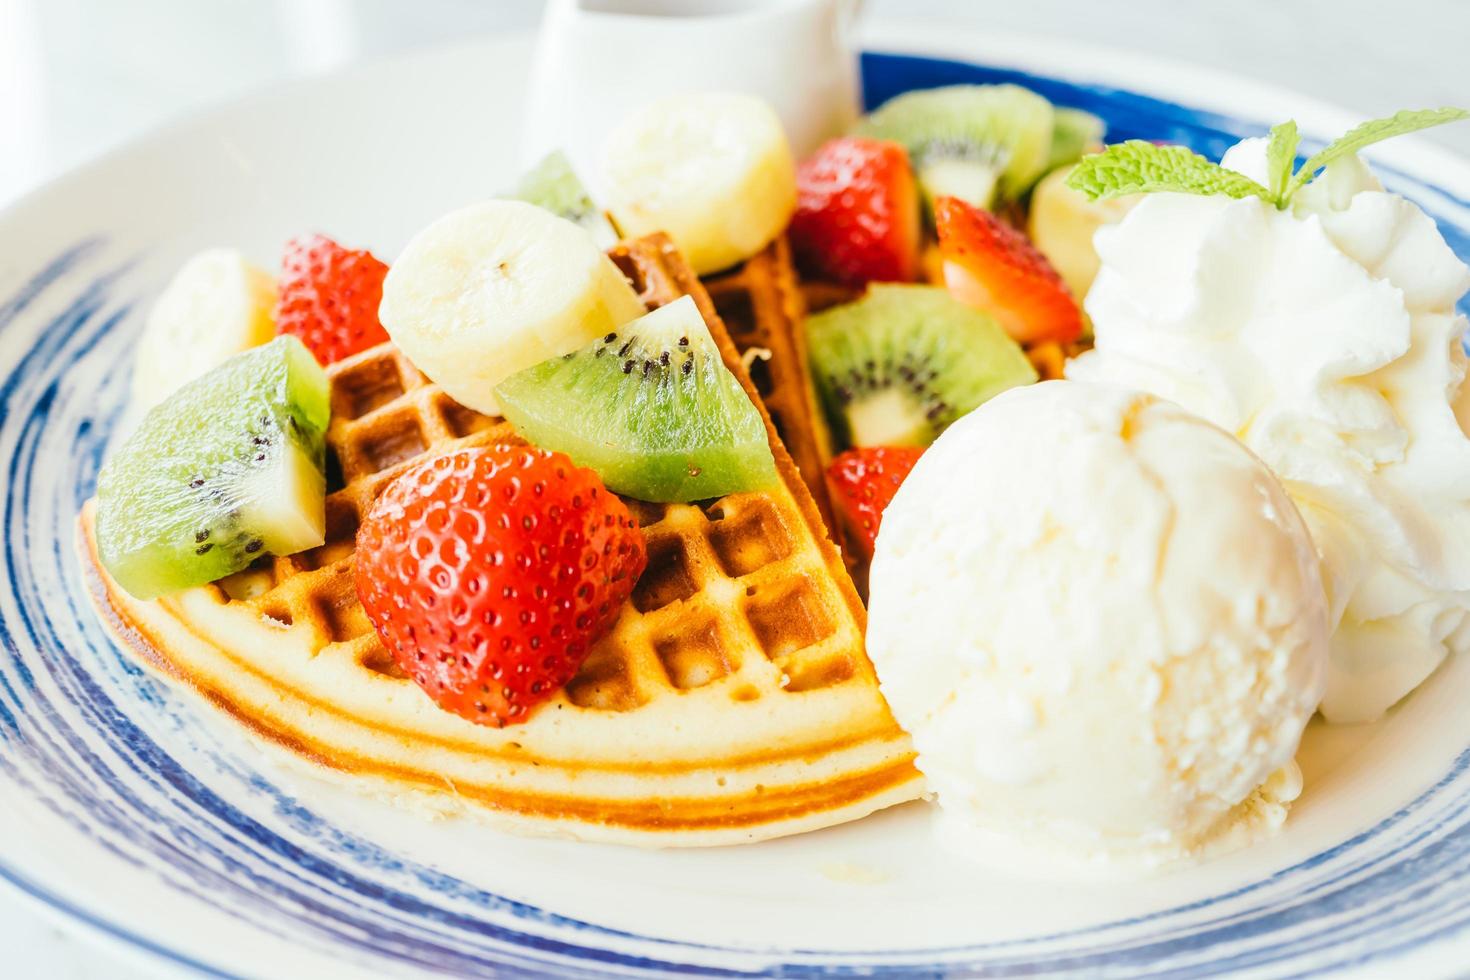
[
  {"x1": 3, "y1": 0, "x2": 1467, "y2": 209},
  {"x1": 0, "y1": 0, "x2": 1465, "y2": 975}
]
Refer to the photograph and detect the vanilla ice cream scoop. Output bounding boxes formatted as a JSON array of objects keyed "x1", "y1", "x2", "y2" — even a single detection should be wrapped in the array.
[
  {"x1": 867, "y1": 381, "x2": 1329, "y2": 873},
  {"x1": 1069, "y1": 138, "x2": 1470, "y2": 723}
]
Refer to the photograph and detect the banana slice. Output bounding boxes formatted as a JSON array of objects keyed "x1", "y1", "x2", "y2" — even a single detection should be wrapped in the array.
[
  {"x1": 378, "y1": 199, "x2": 646, "y2": 417},
  {"x1": 600, "y1": 93, "x2": 796, "y2": 276},
  {"x1": 132, "y1": 248, "x2": 277, "y2": 410},
  {"x1": 1027, "y1": 164, "x2": 1139, "y2": 301}
]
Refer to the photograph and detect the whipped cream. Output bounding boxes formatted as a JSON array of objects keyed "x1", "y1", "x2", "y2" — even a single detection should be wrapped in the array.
[
  {"x1": 1070, "y1": 138, "x2": 1470, "y2": 723},
  {"x1": 867, "y1": 382, "x2": 1328, "y2": 873}
]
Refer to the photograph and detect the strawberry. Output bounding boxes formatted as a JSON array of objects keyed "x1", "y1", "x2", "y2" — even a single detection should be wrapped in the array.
[
  {"x1": 934, "y1": 195, "x2": 1083, "y2": 345},
  {"x1": 826, "y1": 446, "x2": 924, "y2": 559},
  {"x1": 275, "y1": 233, "x2": 390, "y2": 364},
  {"x1": 354, "y1": 446, "x2": 647, "y2": 727},
  {"x1": 789, "y1": 137, "x2": 920, "y2": 288}
]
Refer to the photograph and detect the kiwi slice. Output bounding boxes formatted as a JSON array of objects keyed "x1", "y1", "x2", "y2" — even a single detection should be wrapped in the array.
[
  {"x1": 1046, "y1": 107, "x2": 1105, "y2": 172},
  {"x1": 510, "y1": 150, "x2": 619, "y2": 247},
  {"x1": 96, "y1": 335, "x2": 330, "y2": 600},
  {"x1": 807, "y1": 284, "x2": 1037, "y2": 448},
  {"x1": 495, "y1": 295, "x2": 777, "y2": 503},
  {"x1": 856, "y1": 84, "x2": 1055, "y2": 210}
]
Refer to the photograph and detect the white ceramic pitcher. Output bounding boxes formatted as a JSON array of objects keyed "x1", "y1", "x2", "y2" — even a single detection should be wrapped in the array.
[{"x1": 521, "y1": 0, "x2": 863, "y2": 189}]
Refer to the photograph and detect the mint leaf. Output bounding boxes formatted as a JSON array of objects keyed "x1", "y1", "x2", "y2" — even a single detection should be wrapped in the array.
[
  {"x1": 1288, "y1": 107, "x2": 1469, "y2": 196},
  {"x1": 1066, "y1": 140, "x2": 1272, "y2": 203},
  {"x1": 1066, "y1": 109, "x2": 1469, "y2": 208},
  {"x1": 1265, "y1": 120, "x2": 1300, "y2": 205}
]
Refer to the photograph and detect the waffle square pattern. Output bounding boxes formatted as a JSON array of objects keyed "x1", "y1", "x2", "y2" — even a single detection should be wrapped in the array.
[{"x1": 81, "y1": 234, "x2": 921, "y2": 845}]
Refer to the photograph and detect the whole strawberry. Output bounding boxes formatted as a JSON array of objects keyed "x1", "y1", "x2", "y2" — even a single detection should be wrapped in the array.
[
  {"x1": 827, "y1": 446, "x2": 924, "y2": 559},
  {"x1": 789, "y1": 137, "x2": 920, "y2": 288},
  {"x1": 934, "y1": 196, "x2": 1082, "y2": 345},
  {"x1": 355, "y1": 446, "x2": 647, "y2": 727},
  {"x1": 275, "y1": 233, "x2": 390, "y2": 364}
]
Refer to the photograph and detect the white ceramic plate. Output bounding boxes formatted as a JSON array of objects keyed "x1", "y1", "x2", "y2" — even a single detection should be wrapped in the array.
[{"x1": 3, "y1": 25, "x2": 1470, "y2": 979}]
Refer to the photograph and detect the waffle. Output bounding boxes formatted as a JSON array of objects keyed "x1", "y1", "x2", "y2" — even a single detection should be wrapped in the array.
[
  {"x1": 80, "y1": 233, "x2": 922, "y2": 846},
  {"x1": 704, "y1": 238, "x2": 836, "y2": 534}
]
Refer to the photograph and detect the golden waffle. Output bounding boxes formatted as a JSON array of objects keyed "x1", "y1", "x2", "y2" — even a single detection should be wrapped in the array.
[
  {"x1": 1027, "y1": 341, "x2": 1072, "y2": 381},
  {"x1": 704, "y1": 238, "x2": 836, "y2": 535},
  {"x1": 80, "y1": 233, "x2": 922, "y2": 846}
]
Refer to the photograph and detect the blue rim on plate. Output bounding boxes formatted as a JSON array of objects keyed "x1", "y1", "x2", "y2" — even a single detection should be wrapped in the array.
[{"x1": 3, "y1": 49, "x2": 1470, "y2": 978}]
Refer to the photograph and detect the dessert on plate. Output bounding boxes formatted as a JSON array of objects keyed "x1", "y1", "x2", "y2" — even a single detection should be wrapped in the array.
[
  {"x1": 870, "y1": 381, "x2": 1328, "y2": 872},
  {"x1": 1069, "y1": 128, "x2": 1470, "y2": 724},
  {"x1": 76, "y1": 69, "x2": 1469, "y2": 872},
  {"x1": 83, "y1": 226, "x2": 922, "y2": 845}
]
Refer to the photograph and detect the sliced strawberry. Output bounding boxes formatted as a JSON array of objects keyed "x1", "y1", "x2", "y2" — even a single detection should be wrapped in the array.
[
  {"x1": 275, "y1": 234, "x2": 390, "y2": 364},
  {"x1": 826, "y1": 446, "x2": 924, "y2": 559},
  {"x1": 934, "y1": 195, "x2": 1083, "y2": 345},
  {"x1": 354, "y1": 446, "x2": 647, "y2": 727},
  {"x1": 789, "y1": 137, "x2": 921, "y2": 288}
]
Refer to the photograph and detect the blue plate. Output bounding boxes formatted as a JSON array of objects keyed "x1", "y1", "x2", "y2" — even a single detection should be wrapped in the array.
[{"x1": 3, "y1": 34, "x2": 1470, "y2": 978}]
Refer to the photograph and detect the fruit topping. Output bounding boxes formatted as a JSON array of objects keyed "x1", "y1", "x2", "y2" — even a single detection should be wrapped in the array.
[
  {"x1": 96, "y1": 335, "x2": 330, "y2": 600},
  {"x1": 1045, "y1": 107, "x2": 1105, "y2": 173},
  {"x1": 274, "y1": 233, "x2": 390, "y2": 365},
  {"x1": 601, "y1": 92, "x2": 797, "y2": 275},
  {"x1": 935, "y1": 195, "x2": 1084, "y2": 345},
  {"x1": 856, "y1": 84, "x2": 1054, "y2": 211},
  {"x1": 378, "y1": 199, "x2": 646, "y2": 417},
  {"x1": 495, "y1": 295, "x2": 778, "y2": 503},
  {"x1": 133, "y1": 248, "x2": 278, "y2": 410},
  {"x1": 511, "y1": 149, "x2": 619, "y2": 248},
  {"x1": 1028, "y1": 164, "x2": 1139, "y2": 301},
  {"x1": 827, "y1": 446, "x2": 924, "y2": 559},
  {"x1": 806, "y1": 283, "x2": 1036, "y2": 449},
  {"x1": 354, "y1": 446, "x2": 647, "y2": 727},
  {"x1": 789, "y1": 137, "x2": 921, "y2": 288}
]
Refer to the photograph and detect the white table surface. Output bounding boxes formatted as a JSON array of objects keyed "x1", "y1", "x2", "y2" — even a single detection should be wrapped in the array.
[{"x1": 2, "y1": 0, "x2": 1466, "y2": 975}]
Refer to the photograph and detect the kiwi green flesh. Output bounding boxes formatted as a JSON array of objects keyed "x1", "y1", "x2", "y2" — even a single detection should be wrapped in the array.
[
  {"x1": 857, "y1": 83, "x2": 1056, "y2": 207},
  {"x1": 1047, "y1": 107, "x2": 1105, "y2": 172},
  {"x1": 806, "y1": 284, "x2": 1038, "y2": 450},
  {"x1": 511, "y1": 150, "x2": 619, "y2": 248},
  {"x1": 494, "y1": 296, "x2": 778, "y2": 503},
  {"x1": 96, "y1": 335, "x2": 330, "y2": 600}
]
